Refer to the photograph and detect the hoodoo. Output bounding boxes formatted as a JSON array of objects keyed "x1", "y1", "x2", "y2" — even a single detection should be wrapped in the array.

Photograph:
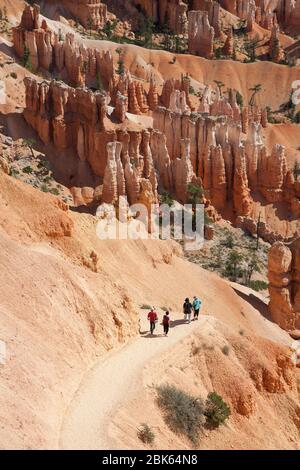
[{"x1": 1, "y1": 0, "x2": 300, "y2": 453}]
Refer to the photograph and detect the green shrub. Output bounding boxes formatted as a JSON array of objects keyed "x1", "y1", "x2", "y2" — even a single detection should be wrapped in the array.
[
  {"x1": 157, "y1": 384, "x2": 205, "y2": 444},
  {"x1": 248, "y1": 280, "x2": 268, "y2": 291},
  {"x1": 160, "y1": 191, "x2": 174, "y2": 207},
  {"x1": 293, "y1": 111, "x2": 300, "y2": 124},
  {"x1": 140, "y1": 304, "x2": 152, "y2": 310},
  {"x1": 191, "y1": 344, "x2": 201, "y2": 356},
  {"x1": 204, "y1": 392, "x2": 231, "y2": 428},
  {"x1": 137, "y1": 424, "x2": 155, "y2": 445},
  {"x1": 236, "y1": 91, "x2": 243, "y2": 107},
  {"x1": 222, "y1": 345, "x2": 230, "y2": 356},
  {"x1": 41, "y1": 184, "x2": 49, "y2": 193},
  {"x1": 49, "y1": 188, "x2": 60, "y2": 196},
  {"x1": 223, "y1": 233, "x2": 234, "y2": 248},
  {"x1": 22, "y1": 166, "x2": 33, "y2": 174},
  {"x1": 10, "y1": 72, "x2": 17, "y2": 79}
]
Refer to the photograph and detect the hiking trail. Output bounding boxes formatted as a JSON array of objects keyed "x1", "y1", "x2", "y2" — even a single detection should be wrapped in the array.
[{"x1": 59, "y1": 309, "x2": 213, "y2": 450}]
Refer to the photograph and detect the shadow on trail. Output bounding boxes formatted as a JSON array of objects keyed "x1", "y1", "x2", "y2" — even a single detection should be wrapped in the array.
[
  {"x1": 140, "y1": 318, "x2": 193, "y2": 338},
  {"x1": 142, "y1": 333, "x2": 165, "y2": 339},
  {"x1": 171, "y1": 319, "x2": 189, "y2": 328}
]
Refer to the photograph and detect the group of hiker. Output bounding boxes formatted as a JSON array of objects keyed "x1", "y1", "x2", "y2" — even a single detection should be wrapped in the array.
[{"x1": 147, "y1": 297, "x2": 202, "y2": 337}]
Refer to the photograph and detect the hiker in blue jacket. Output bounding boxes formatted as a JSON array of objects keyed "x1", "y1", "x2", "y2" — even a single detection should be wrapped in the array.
[{"x1": 193, "y1": 296, "x2": 202, "y2": 320}]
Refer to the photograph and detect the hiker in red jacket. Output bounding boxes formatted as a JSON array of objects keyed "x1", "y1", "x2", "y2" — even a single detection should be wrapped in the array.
[
  {"x1": 148, "y1": 308, "x2": 158, "y2": 335},
  {"x1": 163, "y1": 311, "x2": 170, "y2": 337}
]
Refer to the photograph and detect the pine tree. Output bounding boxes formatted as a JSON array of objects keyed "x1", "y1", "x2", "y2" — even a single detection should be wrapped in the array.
[
  {"x1": 293, "y1": 160, "x2": 300, "y2": 181},
  {"x1": 116, "y1": 48, "x2": 125, "y2": 76}
]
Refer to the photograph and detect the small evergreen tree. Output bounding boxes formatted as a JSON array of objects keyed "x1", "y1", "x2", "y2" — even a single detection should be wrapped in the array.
[
  {"x1": 224, "y1": 250, "x2": 244, "y2": 281},
  {"x1": 116, "y1": 48, "x2": 125, "y2": 76},
  {"x1": 205, "y1": 392, "x2": 231, "y2": 428},
  {"x1": 244, "y1": 35, "x2": 261, "y2": 62},
  {"x1": 103, "y1": 20, "x2": 117, "y2": 39},
  {"x1": 242, "y1": 254, "x2": 262, "y2": 286},
  {"x1": 293, "y1": 160, "x2": 300, "y2": 181},
  {"x1": 236, "y1": 90, "x2": 244, "y2": 108},
  {"x1": 214, "y1": 80, "x2": 225, "y2": 97},
  {"x1": 249, "y1": 83, "x2": 262, "y2": 107},
  {"x1": 22, "y1": 138, "x2": 36, "y2": 159},
  {"x1": 160, "y1": 191, "x2": 174, "y2": 207},
  {"x1": 21, "y1": 46, "x2": 30, "y2": 67},
  {"x1": 187, "y1": 183, "x2": 204, "y2": 206},
  {"x1": 87, "y1": 17, "x2": 93, "y2": 36}
]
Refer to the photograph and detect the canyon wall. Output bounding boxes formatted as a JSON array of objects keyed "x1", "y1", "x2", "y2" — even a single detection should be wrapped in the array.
[
  {"x1": 220, "y1": 0, "x2": 300, "y2": 30},
  {"x1": 153, "y1": 85, "x2": 300, "y2": 220},
  {"x1": 46, "y1": 0, "x2": 108, "y2": 29},
  {"x1": 13, "y1": 4, "x2": 113, "y2": 88},
  {"x1": 13, "y1": 4, "x2": 157, "y2": 114},
  {"x1": 18, "y1": 4, "x2": 300, "y2": 229},
  {"x1": 268, "y1": 239, "x2": 300, "y2": 331},
  {"x1": 188, "y1": 10, "x2": 215, "y2": 59},
  {"x1": 132, "y1": 0, "x2": 188, "y2": 34},
  {"x1": 23, "y1": 72, "x2": 300, "y2": 224}
]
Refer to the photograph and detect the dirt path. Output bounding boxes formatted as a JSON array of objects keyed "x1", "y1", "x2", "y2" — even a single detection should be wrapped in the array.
[{"x1": 59, "y1": 310, "x2": 214, "y2": 450}]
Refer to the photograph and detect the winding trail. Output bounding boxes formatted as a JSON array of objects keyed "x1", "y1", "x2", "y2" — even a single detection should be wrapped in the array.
[{"x1": 59, "y1": 311, "x2": 213, "y2": 450}]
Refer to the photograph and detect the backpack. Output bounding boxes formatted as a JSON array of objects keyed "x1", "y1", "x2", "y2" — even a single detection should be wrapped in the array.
[{"x1": 184, "y1": 302, "x2": 192, "y2": 314}]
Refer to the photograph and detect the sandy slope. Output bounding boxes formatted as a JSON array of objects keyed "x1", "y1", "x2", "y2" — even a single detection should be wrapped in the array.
[
  {"x1": 108, "y1": 319, "x2": 300, "y2": 450},
  {"x1": 60, "y1": 304, "x2": 300, "y2": 451},
  {"x1": 84, "y1": 39, "x2": 300, "y2": 111},
  {"x1": 0, "y1": 0, "x2": 24, "y2": 23},
  {"x1": 1, "y1": 170, "x2": 299, "y2": 450},
  {"x1": 60, "y1": 311, "x2": 213, "y2": 450}
]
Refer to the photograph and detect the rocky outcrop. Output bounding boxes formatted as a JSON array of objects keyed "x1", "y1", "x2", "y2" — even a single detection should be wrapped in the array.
[
  {"x1": 152, "y1": 81, "x2": 297, "y2": 221},
  {"x1": 268, "y1": 239, "x2": 300, "y2": 331},
  {"x1": 132, "y1": 0, "x2": 188, "y2": 34},
  {"x1": 269, "y1": 24, "x2": 284, "y2": 63},
  {"x1": 188, "y1": 10, "x2": 214, "y2": 59},
  {"x1": 173, "y1": 139, "x2": 195, "y2": 203},
  {"x1": 23, "y1": 76, "x2": 112, "y2": 177},
  {"x1": 148, "y1": 77, "x2": 159, "y2": 112},
  {"x1": 13, "y1": 5, "x2": 114, "y2": 87},
  {"x1": 112, "y1": 71, "x2": 152, "y2": 115},
  {"x1": 161, "y1": 76, "x2": 192, "y2": 112},
  {"x1": 191, "y1": 0, "x2": 221, "y2": 36},
  {"x1": 236, "y1": 216, "x2": 284, "y2": 244},
  {"x1": 113, "y1": 92, "x2": 128, "y2": 123},
  {"x1": 220, "y1": 0, "x2": 300, "y2": 32},
  {"x1": 259, "y1": 144, "x2": 287, "y2": 202},
  {"x1": 219, "y1": 0, "x2": 256, "y2": 31},
  {"x1": 223, "y1": 29, "x2": 234, "y2": 57},
  {"x1": 47, "y1": 0, "x2": 107, "y2": 30},
  {"x1": 22, "y1": 62, "x2": 299, "y2": 237},
  {"x1": 102, "y1": 142, "x2": 126, "y2": 204}
]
